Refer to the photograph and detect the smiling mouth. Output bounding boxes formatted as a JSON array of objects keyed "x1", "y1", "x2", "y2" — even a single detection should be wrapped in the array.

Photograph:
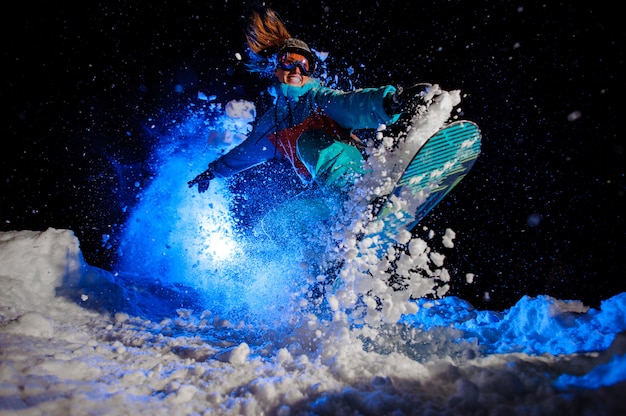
[{"x1": 287, "y1": 75, "x2": 302, "y2": 84}]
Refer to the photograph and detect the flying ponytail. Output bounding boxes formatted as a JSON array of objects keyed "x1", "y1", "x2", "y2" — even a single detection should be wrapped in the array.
[
  {"x1": 246, "y1": 9, "x2": 291, "y2": 57},
  {"x1": 245, "y1": 9, "x2": 316, "y2": 76}
]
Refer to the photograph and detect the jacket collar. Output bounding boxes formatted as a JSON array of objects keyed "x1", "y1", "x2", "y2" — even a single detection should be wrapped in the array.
[{"x1": 276, "y1": 78, "x2": 320, "y2": 101}]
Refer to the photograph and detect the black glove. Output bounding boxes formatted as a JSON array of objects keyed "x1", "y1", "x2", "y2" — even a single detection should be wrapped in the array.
[
  {"x1": 384, "y1": 83, "x2": 433, "y2": 116},
  {"x1": 188, "y1": 168, "x2": 215, "y2": 193}
]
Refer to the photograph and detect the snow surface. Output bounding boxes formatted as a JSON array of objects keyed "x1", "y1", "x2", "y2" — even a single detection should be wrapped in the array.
[
  {"x1": 2, "y1": 89, "x2": 626, "y2": 415},
  {"x1": 2, "y1": 228, "x2": 626, "y2": 415}
]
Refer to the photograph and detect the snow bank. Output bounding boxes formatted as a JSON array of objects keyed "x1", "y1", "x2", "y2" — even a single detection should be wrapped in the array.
[{"x1": 1, "y1": 228, "x2": 626, "y2": 415}]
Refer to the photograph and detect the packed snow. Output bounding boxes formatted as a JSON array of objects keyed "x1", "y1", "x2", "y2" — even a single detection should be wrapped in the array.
[
  {"x1": 2, "y1": 228, "x2": 626, "y2": 415},
  {"x1": 2, "y1": 89, "x2": 626, "y2": 415}
]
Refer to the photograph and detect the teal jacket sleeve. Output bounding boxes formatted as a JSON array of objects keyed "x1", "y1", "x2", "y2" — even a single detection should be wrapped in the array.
[{"x1": 308, "y1": 85, "x2": 400, "y2": 129}]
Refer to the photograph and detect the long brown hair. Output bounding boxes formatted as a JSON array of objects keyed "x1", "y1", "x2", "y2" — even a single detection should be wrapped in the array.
[
  {"x1": 246, "y1": 9, "x2": 291, "y2": 57},
  {"x1": 245, "y1": 9, "x2": 291, "y2": 74}
]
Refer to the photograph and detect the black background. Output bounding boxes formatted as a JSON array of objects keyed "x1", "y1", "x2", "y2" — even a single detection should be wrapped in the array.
[{"x1": 2, "y1": 1, "x2": 623, "y2": 311}]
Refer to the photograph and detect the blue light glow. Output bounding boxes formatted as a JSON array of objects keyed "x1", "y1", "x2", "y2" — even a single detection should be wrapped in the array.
[{"x1": 113, "y1": 100, "x2": 315, "y2": 325}]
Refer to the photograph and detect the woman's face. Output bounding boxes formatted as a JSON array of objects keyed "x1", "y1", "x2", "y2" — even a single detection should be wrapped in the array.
[
  {"x1": 274, "y1": 52, "x2": 312, "y2": 87},
  {"x1": 274, "y1": 66, "x2": 310, "y2": 86}
]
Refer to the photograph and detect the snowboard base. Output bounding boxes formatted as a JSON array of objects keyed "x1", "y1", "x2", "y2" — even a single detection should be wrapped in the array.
[{"x1": 367, "y1": 120, "x2": 481, "y2": 252}]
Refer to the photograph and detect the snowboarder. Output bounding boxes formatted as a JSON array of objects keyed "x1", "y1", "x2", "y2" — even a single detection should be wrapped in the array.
[{"x1": 188, "y1": 8, "x2": 430, "y2": 194}]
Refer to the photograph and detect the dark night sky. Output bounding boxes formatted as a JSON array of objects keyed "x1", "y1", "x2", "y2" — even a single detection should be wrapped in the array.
[{"x1": 2, "y1": 1, "x2": 624, "y2": 311}]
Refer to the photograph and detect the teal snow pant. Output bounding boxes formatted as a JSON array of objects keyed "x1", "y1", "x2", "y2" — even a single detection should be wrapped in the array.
[{"x1": 296, "y1": 129, "x2": 366, "y2": 189}]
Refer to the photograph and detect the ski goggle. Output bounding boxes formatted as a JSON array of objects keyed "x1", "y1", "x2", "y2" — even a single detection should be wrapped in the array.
[{"x1": 276, "y1": 52, "x2": 313, "y2": 76}]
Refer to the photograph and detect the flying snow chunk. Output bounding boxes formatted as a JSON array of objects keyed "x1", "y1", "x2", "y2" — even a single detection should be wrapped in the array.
[
  {"x1": 567, "y1": 111, "x2": 582, "y2": 122},
  {"x1": 442, "y1": 228, "x2": 456, "y2": 248},
  {"x1": 315, "y1": 50, "x2": 329, "y2": 62},
  {"x1": 207, "y1": 100, "x2": 257, "y2": 150},
  {"x1": 430, "y1": 252, "x2": 445, "y2": 267},
  {"x1": 197, "y1": 92, "x2": 217, "y2": 101},
  {"x1": 225, "y1": 100, "x2": 256, "y2": 122},
  {"x1": 527, "y1": 213, "x2": 541, "y2": 227}
]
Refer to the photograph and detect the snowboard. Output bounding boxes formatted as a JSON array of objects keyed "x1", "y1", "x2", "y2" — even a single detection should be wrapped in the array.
[{"x1": 366, "y1": 120, "x2": 482, "y2": 253}]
